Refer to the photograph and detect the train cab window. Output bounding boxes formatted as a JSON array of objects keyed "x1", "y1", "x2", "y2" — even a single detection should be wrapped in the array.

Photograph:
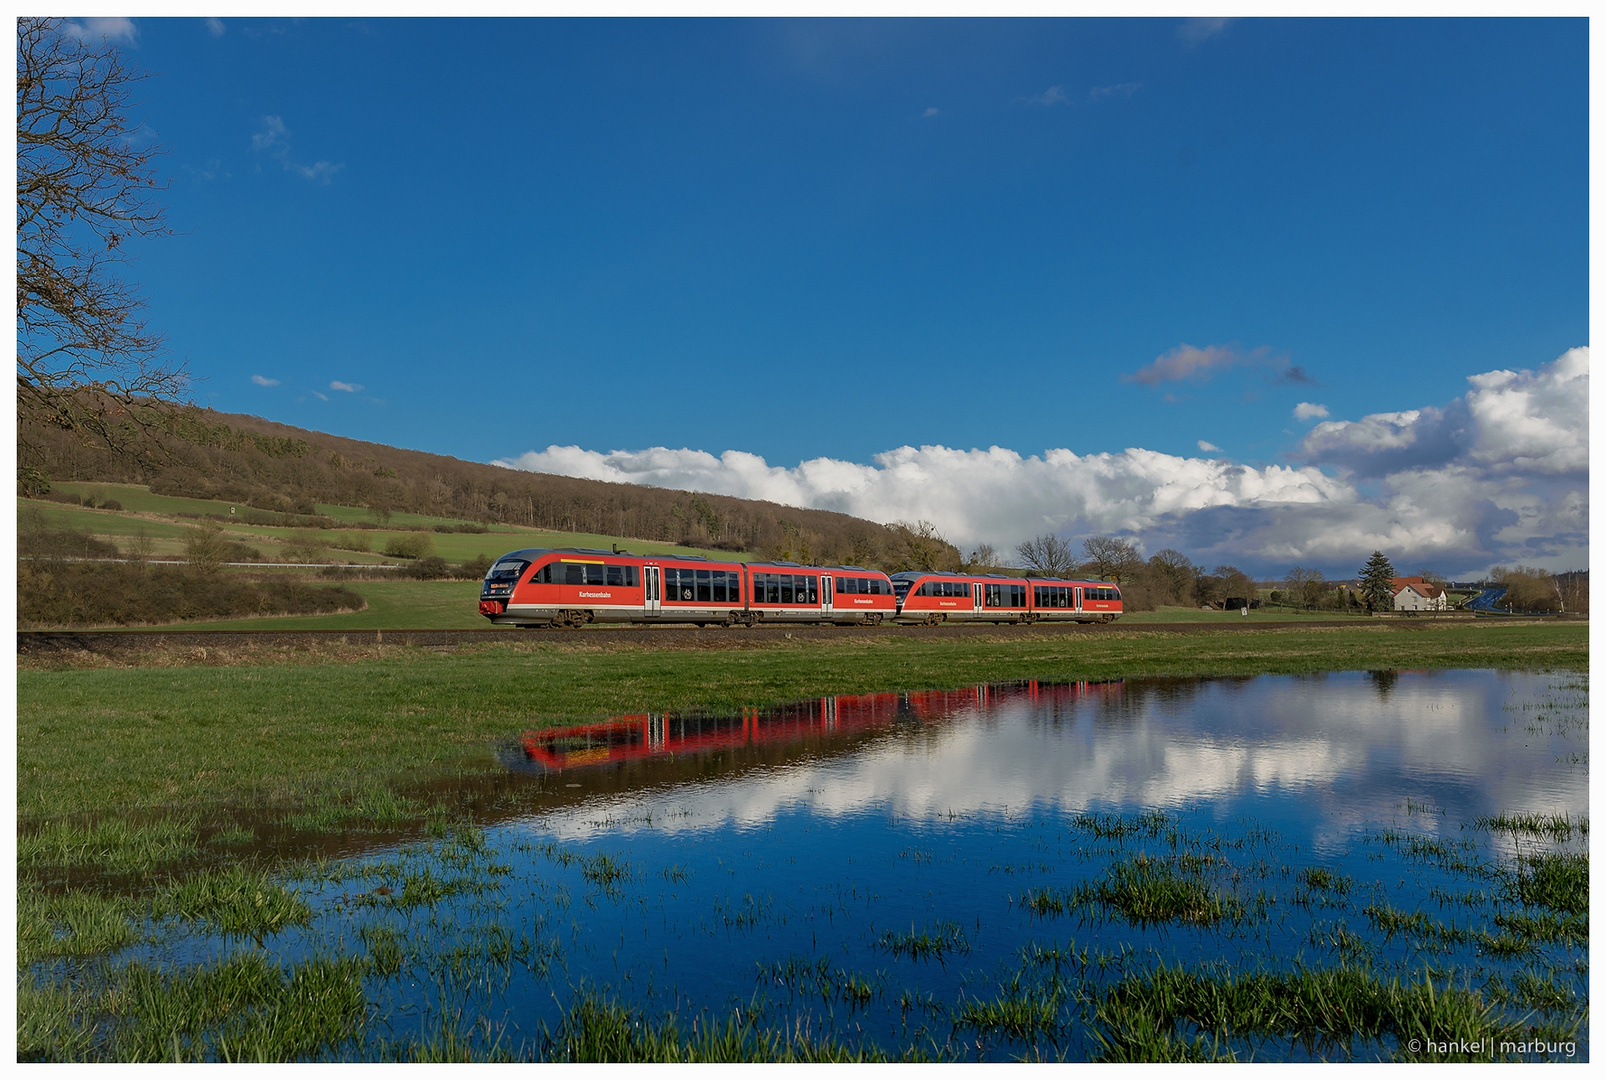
[{"x1": 487, "y1": 559, "x2": 530, "y2": 584}]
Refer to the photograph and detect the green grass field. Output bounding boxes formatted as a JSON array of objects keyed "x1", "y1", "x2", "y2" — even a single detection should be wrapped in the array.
[
  {"x1": 200, "y1": 581, "x2": 485, "y2": 629},
  {"x1": 18, "y1": 621, "x2": 1586, "y2": 824},
  {"x1": 17, "y1": 619, "x2": 1586, "y2": 1062}
]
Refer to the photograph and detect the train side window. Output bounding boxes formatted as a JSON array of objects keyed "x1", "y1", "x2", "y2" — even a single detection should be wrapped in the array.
[
  {"x1": 585, "y1": 564, "x2": 605, "y2": 586},
  {"x1": 779, "y1": 576, "x2": 794, "y2": 604},
  {"x1": 727, "y1": 571, "x2": 741, "y2": 603},
  {"x1": 626, "y1": 566, "x2": 640, "y2": 588},
  {"x1": 803, "y1": 576, "x2": 818, "y2": 603},
  {"x1": 694, "y1": 568, "x2": 711, "y2": 602},
  {"x1": 564, "y1": 563, "x2": 583, "y2": 585},
  {"x1": 606, "y1": 565, "x2": 623, "y2": 587}
]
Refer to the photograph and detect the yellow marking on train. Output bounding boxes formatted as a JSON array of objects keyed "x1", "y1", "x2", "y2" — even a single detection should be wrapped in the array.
[{"x1": 560, "y1": 558, "x2": 605, "y2": 564}]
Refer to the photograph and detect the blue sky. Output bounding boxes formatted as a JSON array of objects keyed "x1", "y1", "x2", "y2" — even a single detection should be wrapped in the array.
[{"x1": 93, "y1": 16, "x2": 1588, "y2": 576}]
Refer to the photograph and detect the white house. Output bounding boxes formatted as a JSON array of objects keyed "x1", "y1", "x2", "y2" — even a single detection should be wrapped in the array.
[{"x1": 1391, "y1": 576, "x2": 1449, "y2": 611}]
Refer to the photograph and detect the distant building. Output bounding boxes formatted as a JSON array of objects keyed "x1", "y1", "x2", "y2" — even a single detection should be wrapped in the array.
[{"x1": 1391, "y1": 576, "x2": 1449, "y2": 611}]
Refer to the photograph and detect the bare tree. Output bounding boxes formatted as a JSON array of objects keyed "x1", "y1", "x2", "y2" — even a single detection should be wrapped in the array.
[
  {"x1": 1146, "y1": 548, "x2": 1197, "y2": 604},
  {"x1": 1284, "y1": 566, "x2": 1327, "y2": 610},
  {"x1": 17, "y1": 17, "x2": 183, "y2": 464},
  {"x1": 1080, "y1": 536, "x2": 1143, "y2": 583},
  {"x1": 890, "y1": 520, "x2": 960, "y2": 572},
  {"x1": 963, "y1": 543, "x2": 998, "y2": 573},
  {"x1": 1016, "y1": 533, "x2": 1077, "y2": 577},
  {"x1": 1215, "y1": 564, "x2": 1256, "y2": 607}
]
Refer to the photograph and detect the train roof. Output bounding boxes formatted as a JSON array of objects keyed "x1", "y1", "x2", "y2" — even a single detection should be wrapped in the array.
[
  {"x1": 492, "y1": 548, "x2": 892, "y2": 574},
  {"x1": 889, "y1": 569, "x2": 1119, "y2": 585}
]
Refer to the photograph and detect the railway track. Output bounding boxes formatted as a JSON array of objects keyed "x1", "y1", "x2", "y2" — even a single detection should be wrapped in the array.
[{"x1": 17, "y1": 619, "x2": 1398, "y2": 660}]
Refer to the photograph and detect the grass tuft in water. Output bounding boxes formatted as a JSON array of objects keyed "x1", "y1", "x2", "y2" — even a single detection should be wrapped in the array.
[
  {"x1": 1074, "y1": 854, "x2": 1244, "y2": 927},
  {"x1": 954, "y1": 989, "x2": 1064, "y2": 1041},
  {"x1": 18, "y1": 882, "x2": 142, "y2": 966},
  {"x1": 22, "y1": 952, "x2": 368, "y2": 1062},
  {"x1": 156, "y1": 864, "x2": 312, "y2": 937},
  {"x1": 1475, "y1": 812, "x2": 1587, "y2": 843},
  {"x1": 874, "y1": 921, "x2": 970, "y2": 963},
  {"x1": 1512, "y1": 851, "x2": 1587, "y2": 915},
  {"x1": 1091, "y1": 960, "x2": 1557, "y2": 1062},
  {"x1": 541, "y1": 992, "x2": 897, "y2": 1062}
]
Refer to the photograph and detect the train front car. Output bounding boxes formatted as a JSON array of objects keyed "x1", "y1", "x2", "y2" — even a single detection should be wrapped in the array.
[
  {"x1": 480, "y1": 547, "x2": 752, "y2": 628},
  {"x1": 482, "y1": 547, "x2": 649, "y2": 628}
]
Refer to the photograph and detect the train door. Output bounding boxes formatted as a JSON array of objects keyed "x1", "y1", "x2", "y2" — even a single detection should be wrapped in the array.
[
  {"x1": 1074, "y1": 586, "x2": 1083, "y2": 613},
  {"x1": 645, "y1": 565, "x2": 662, "y2": 617},
  {"x1": 821, "y1": 574, "x2": 833, "y2": 618},
  {"x1": 973, "y1": 583, "x2": 983, "y2": 614}
]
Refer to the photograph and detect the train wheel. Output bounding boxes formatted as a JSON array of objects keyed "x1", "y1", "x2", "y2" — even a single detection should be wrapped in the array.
[
  {"x1": 925, "y1": 613, "x2": 944, "y2": 627},
  {"x1": 866, "y1": 613, "x2": 882, "y2": 626}
]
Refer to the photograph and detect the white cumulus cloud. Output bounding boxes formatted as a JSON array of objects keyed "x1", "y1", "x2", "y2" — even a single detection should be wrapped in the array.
[
  {"x1": 1294, "y1": 402, "x2": 1329, "y2": 420},
  {"x1": 250, "y1": 374, "x2": 279, "y2": 387},
  {"x1": 497, "y1": 350, "x2": 1586, "y2": 578},
  {"x1": 330, "y1": 380, "x2": 363, "y2": 393},
  {"x1": 1197, "y1": 440, "x2": 1220, "y2": 453},
  {"x1": 498, "y1": 442, "x2": 1348, "y2": 567}
]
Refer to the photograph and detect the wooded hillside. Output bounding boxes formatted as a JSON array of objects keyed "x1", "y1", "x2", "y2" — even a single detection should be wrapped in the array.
[{"x1": 20, "y1": 407, "x2": 962, "y2": 571}]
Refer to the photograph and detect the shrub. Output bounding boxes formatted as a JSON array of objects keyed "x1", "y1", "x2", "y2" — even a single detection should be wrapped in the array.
[
  {"x1": 383, "y1": 532, "x2": 434, "y2": 559},
  {"x1": 405, "y1": 556, "x2": 453, "y2": 580},
  {"x1": 459, "y1": 554, "x2": 494, "y2": 580},
  {"x1": 18, "y1": 562, "x2": 364, "y2": 627}
]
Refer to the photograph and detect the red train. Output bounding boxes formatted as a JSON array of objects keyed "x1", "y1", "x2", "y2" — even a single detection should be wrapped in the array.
[{"x1": 479, "y1": 547, "x2": 1122, "y2": 628}]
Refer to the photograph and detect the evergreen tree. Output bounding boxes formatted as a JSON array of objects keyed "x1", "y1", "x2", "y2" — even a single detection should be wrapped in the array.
[{"x1": 1358, "y1": 550, "x2": 1396, "y2": 613}]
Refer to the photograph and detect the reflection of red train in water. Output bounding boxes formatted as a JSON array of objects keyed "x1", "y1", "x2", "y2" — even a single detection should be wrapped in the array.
[
  {"x1": 480, "y1": 547, "x2": 1122, "y2": 629},
  {"x1": 520, "y1": 680, "x2": 1122, "y2": 771}
]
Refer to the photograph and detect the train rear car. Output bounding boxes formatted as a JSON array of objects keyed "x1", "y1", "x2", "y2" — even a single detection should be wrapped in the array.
[
  {"x1": 892, "y1": 571, "x2": 1123, "y2": 624},
  {"x1": 1026, "y1": 578, "x2": 1124, "y2": 623}
]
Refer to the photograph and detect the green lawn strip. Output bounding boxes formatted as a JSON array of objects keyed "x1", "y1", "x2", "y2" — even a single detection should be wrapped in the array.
[
  {"x1": 1122, "y1": 607, "x2": 1368, "y2": 624},
  {"x1": 18, "y1": 623, "x2": 1586, "y2": 828},
  {"x1": 44, "y1": 483, "x2": 251, "y2": 517},
  {"x1": 30, "y1": 490, "x2": 756, "y2": 562},
  {"x1": 20, "y1": 499, "x2": 198, "y2": 541},
  {"x1": 197, "y1": 579, "x2": 484, "y2": 629}
]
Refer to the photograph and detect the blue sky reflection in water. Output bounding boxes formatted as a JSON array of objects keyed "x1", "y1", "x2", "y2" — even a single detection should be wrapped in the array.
[{"x1": 279, "y1": 671, "x2": 1588, "y2": 1058}]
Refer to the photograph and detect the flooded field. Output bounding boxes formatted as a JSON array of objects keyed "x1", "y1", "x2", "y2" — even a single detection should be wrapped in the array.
[{"x1": 25, "y1": 669, "x2": 1588, "y2": 1061}]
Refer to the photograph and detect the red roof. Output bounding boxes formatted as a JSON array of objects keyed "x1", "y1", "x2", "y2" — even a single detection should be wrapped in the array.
[{"x1": 1391, "y1": 576, "x2": 1444, "y2": 599}]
